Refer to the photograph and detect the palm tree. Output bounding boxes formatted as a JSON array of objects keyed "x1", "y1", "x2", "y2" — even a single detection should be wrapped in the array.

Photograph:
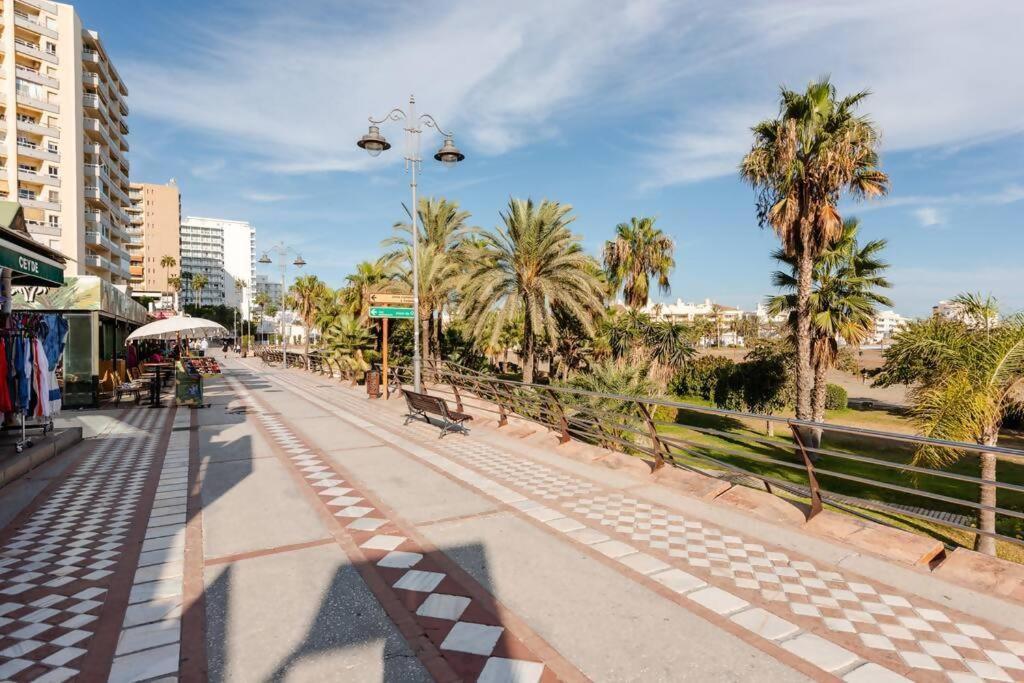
[
  {"x1": 321, "y1": 314, "x2": 374, "y2": 385},
  {"x1": 160, "y1": 255, "x2": 177, "y2": 291},
  {"x1": 167, "y1": 275, "x2": 183, "y2": 313},
  {"x1": 460, "y1": 198, "x2": 604, "y2": 383},
  {"x1": 191, "y1": 274, "x2": 208, "y2": 309},
  {"x1": 769, "y1": 218, "x2": 892, "y2": 422},
  {"x1": 875, "y1": 306, "x2": 1024, "y2": 556},
  {"x1": 384, "y1": 197, "x2": 474, "y2": 361},
  {"x1": 950, "y1": 292, "x2": 999, "y2": 333},
  {"x1": 741, "y1": 77, "x2": 889, "y2": 422},
  {"x1": 602, "y1": 217, "x2": 675, "y2": 309},
  {"x1": 343, "y1": 258, "x2": 393, "y2": 321},
  {"x1": 288, "y1": 275, "x2": 330, "y2": 368}
]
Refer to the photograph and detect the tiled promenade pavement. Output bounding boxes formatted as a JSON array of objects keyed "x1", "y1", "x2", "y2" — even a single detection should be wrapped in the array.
[
  {"x1": 254, "y1": 361, "x2": 1024, "y2": 683},
  {"x1": 0, "y1": 407, "x2": 174, "y2": 682},
  {"x1": 227, "y1": 373, "x2": 567, "y2": 682}
]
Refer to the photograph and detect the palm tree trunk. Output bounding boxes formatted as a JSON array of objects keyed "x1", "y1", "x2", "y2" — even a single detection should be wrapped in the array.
[
  {"x1": 808, "y1": 354, "x2": 829, "y2": 451},
  {"x1": 795, "y1": 248, "x2": 814, "y2": 421},
  {"x1": 420, "y1": 311, "x2": 431, "y2": 374},
  {"x1": 975, "y1": 432, "x2": 999, "y2": 556},
  {"x1": 434, "y1": 305, "x2": 443, "y2": 361},
  {"x1": 522, "y1": 313, "x2": 535, "y2": 384}
]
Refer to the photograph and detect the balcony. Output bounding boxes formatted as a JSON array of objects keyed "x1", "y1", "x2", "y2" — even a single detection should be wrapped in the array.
[
  {"x1": 13, "y1": 11, "x2": 58, "y2": 40},
  {"x1": 15, "y1": 64, "x2": 58, "y2": 89},
  {"x1": 17, "y1": 0, "x2": 59, "y2": 15},
  {"x1": 25, "y1": 219, "x2": 60, "y2": 236},
  {"x1": 85, "y1": 254, "x2": 112, "y2": 272},
  {"x1": 84, "y1": 230, "x2": 112, "y2": 253},
  {"x1": 16, "y1": 140, "x2": 59, "y2": 163},
  {"x1": 17, "y1": 169, "x2": 60, "y2": 187},
  {"x1": 18, "y1": 195, "x2": 60, "y2": 211},
  {"x1": 17, "y1": 119, "x2": 60, "y2": 139},
  {"x1": 13, "y1": 37, "x2": 57, "y2": 65},
  {"x1": 16, "y1": 91, "x2": 59, "y2": 114}
]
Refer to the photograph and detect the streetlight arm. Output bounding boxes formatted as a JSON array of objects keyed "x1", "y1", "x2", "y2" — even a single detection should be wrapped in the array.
[
  {"x1": 419, "y1": 113, "x2": 453, "y2": 137},
  {"x1": 369, "y1": 108, "x2": 407, "y2": 125}
]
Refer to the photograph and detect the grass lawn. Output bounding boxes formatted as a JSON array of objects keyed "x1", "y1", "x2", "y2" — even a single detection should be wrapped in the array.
[{"x1": 654, "y1": 395, "x2": 1024, "y2": 558}]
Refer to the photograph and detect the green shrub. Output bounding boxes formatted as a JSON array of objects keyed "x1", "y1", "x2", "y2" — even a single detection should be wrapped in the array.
[
  {"x1": 825, "y1": 384, "x2": 848, "y2": 411},
  {"x1": 671, "y1": 356, "x2": 734, "y2": 400}
]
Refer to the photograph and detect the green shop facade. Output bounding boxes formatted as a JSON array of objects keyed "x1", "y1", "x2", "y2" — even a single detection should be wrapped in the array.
[{"x1": 0, "y1": 201, "x2": 148, "y2": 408}]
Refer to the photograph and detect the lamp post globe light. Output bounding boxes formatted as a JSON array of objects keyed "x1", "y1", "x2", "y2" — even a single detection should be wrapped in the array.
[
  {"x1": 258, "y1": 243, "x2": 305, "y2": 368},
  {"x1": 357, "y1": 95, "x2": 465, "y2": 392}
]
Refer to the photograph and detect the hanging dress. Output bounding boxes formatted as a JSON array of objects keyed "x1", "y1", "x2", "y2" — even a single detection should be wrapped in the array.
[{"x1": 0, "y1": 339, "x2": 11, "y2": 414}]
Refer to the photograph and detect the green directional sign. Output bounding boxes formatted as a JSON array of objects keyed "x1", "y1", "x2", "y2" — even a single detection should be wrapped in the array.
[{"x1": 369, "y1": 306, "x2": 414, "y2": 319}]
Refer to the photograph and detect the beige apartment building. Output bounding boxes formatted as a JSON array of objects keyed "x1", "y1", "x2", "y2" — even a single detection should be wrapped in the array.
[
  {"x1": 0, "y1": 0, "x2": 131, "y2": 283},
  {"x1": 127, "y1": 180, "x2": 180, "y2": 296}
]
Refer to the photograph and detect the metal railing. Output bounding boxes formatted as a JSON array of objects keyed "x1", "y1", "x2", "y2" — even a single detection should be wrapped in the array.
[{"x1": 255, "y1": 351, "x2": 1024, "y2": 551}]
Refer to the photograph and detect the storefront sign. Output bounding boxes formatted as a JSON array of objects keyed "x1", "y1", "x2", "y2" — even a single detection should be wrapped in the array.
[{"x1": 0, "y1": 239, "x2": 64, "y2": 286}]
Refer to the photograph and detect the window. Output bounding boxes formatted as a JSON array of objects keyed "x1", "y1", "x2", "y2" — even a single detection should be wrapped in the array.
[
  {"x1": 46, "y1": 42, "x2": 57, "y2": 55},
  {"x1": 48, "y1": 215, "x2": 59, "y2": 228},
  {"x1": 48, "y1": 165, "x2": 58, "y2": 177},
  {"x1": 18, "y1": 189, "x2": 36, "y2": 200},
  {"x1": 48, "y1": 190, "x2": 58, "y2": 202},
  {"x1": 48, "y1": 142, "x2": 58, "y2": 154}
]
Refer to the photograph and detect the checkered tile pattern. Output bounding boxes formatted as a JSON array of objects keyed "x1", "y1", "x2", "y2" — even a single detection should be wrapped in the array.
[
  {"x1": 230, "y1": 376, "x2": 549, "y2": 683},
  {"x1": 107, "y1": 409, "x2": 191, "y2": 682},
  {"x1": 0, "y1": 409, "x2": 166, "y2": 683},
  {"x1": 275, "y1": 371, "x2": 1024, "y2": 682}
]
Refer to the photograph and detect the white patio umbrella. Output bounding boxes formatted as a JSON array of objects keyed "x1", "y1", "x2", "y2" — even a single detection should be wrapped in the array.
[{"x1": 126, "y1": 315, "x2": 229, "y2": 342}]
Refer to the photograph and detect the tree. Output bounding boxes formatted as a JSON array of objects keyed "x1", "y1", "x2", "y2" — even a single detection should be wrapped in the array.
[
  {"x1": 384, "y1": 197, "x2": 473, "y2": 361},
  {"x1": 565, "y1": 360, "x2": 657, "y2": 450},
  {"x1": 191, "y1": 274, "x2": 208, "y2": 309},
  {"x1": 602, "y1": 217, "x2": 675, "y2": 309},
  {"x1": 460, "y1": 198, "x2": 604, "y2": 383},
  {"x1": 950, "y1": 292, "x2": 999, "y2": 333},
  {"x1": 741, "y1": 77, "x2": 889, "y2": 422},
  {"x1": 288, "y1": 275, "x2": 330, "y2": 369},
  {"x1": 875, "y1": 305, "x2": 1024, "y2": 556},
  {"x1": 321, "y1": 314, "x2": 373, "y2": 385},
  {"x1": 768, "y1": 217, "x2": 892, "y2": 422},
  {"x1": 160, "y1": 255, "x2": 177, "y2": 292},
  {"x1": 343, "y1": 258, "x2": 393, "y2": 322}
]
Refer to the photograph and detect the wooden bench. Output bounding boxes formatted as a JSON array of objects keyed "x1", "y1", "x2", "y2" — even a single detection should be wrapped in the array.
[{"x1": 402, "y1": 389, "x2": 472, "y2": 437}]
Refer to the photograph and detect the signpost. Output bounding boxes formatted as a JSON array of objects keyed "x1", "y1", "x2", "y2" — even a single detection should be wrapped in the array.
[{"x1": 368, "y1": 298, "x2": 415, "y2": 399}]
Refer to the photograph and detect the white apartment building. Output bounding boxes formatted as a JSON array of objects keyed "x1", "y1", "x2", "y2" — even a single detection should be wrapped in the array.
[
  {"x1": 1, "y1": 0, "x2": 131, "y2": 282},
  {"x1": 643, "y1": 298, "x2": 745, "y2": 325},
  {"x1": 252, "y1": 272, "x2": 282, "y2": 306},
  {"x1": 869, "y1": 309, "x2": 910, "y2": 344},
  {"x1": 933, "y1": 299, "x2": 999, "y2": 328},
  {"x1": 179, "y1": 217, "x2": 254, "y2": 315}
]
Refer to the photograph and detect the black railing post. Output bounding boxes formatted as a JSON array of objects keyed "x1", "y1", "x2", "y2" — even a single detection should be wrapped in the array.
[{"x1": 789, "y1": 423, "x2": 824, "y2": 519}]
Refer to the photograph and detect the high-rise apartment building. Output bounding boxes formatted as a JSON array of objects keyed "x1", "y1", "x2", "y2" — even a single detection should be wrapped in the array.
[
  {"x1": 126, "y1": 179, "x2": 180, "y2": 296},
  {"x1": 0, "y1": 0, "x2": 131, "y2": 283},
  {"x1": 179, "y1": 217, "x2": 254, "y2": 315}
]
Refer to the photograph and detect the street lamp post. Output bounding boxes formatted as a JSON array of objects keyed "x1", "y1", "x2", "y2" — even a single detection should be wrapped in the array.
[
  {"x1": 258, "y1": 243, "x2": 306, "y2": 369},
  {"x1": 357, "y1": 95, "x2": 465, "y2": 393}
]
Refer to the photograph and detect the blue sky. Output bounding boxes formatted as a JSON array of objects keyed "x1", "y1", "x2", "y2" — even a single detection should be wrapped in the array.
[{"x1": 79, "y1": 0, "x2": 1024, "y2": 317}]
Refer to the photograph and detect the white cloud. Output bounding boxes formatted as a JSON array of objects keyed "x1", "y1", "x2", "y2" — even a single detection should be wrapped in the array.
[
  {"x1": 852, "y1": 183, "x2": 1024, "y2": 213},
  {"x1": 912, "y1": 207, "x2": 944, "y2": 227},
  {"x1": 125, "y1": 1, "x2": 1024, "y2": 186}
]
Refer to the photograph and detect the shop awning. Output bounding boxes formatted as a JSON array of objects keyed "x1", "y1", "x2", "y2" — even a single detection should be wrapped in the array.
[{"x1": 0, "y1": 202, "x2": 67, "y2": 287}]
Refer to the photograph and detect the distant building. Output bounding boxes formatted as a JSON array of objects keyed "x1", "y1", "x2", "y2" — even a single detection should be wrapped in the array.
[
  {"x1": 252, "y1": 273, "x2": 282, "y2": 306},
  {"x1": 869, "y1": 310, "x2": 910, "y2": 345},
  {"x1": 756, "y1": 302, "x2": 789, "y2": 325},
  {"x1": 644, "y1": 298, "x2": 745, "y2": 325},
  {"x1": 933, "y1": 299, "x2": 999, "y2": 328},
  {"x1": 179, "y1": 217, "x2": 255, "y2": 315},
  {"x1": 127, "y1": 180, "x2": 181, "y2": 300}
]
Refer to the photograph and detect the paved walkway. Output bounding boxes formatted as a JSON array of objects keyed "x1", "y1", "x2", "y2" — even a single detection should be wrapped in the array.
[{"x1": 0, "y1": 354, "x2": 1021, "y2": 681}]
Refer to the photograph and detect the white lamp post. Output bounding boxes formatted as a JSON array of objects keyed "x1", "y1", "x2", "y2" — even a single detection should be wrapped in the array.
[
  {"x1": 258, "y1": 243, "x2": 305, "y2": 369},
  {"x1": 357, "y1": 95, "x2": 465, "y2": 393}
]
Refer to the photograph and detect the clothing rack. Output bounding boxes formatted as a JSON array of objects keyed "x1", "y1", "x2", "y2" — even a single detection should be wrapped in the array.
[{"x1": 2, "y1": 312, "x2": 65, "y2": 453}]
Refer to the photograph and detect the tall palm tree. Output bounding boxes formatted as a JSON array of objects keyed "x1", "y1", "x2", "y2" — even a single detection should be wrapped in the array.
[
  {"x1": 288, "y1": 275, "x2": 329, "y2": 368},
  {"x1": 741, "y1": 77, "x2": 889, "y2": 421},
  {"x1": 602, "y1": 217, "x2": 675, "y2": 309},
  {"x1": 875, "y1": 306, "x2": 1024, "y2": 556},
  {"x1": 160, "y1": 255, "x2": 177, "y2": 291},
  {"x1": 343, "y1": 258, "x2": 393, "y2": 321},
  {"x1": 769, "y1": 217, "x2": 892, "y2": 422},
  {"x1": 460, "y1": 198, "x2": 604, "y2": 383},
  {"x1": 191, "y1": 274, "x2": 208, "y2": 309},
  {"x1": 383, "y1": 196, "x2": 474, "y2": 361}
]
